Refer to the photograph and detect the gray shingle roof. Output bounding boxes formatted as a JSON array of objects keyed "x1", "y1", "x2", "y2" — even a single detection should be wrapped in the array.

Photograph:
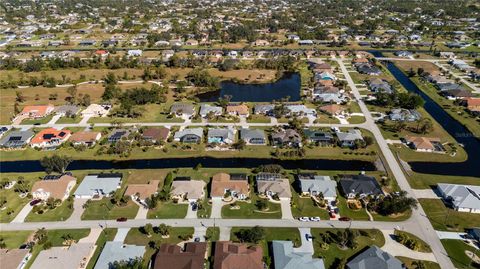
[
  {"x1": 339, "y1": 175, "x2": 383, "y2": 196},
  {"x1": 437, "y1": 183, "x2": 480, "y2": 211},
  {"x1": 346, "y1": 246, "x2": 403, "y2": 269},
  {"x1": 298, "y1": 176, "x2": 337, "y2": 198},
  {"x1": 272, "y1": 241, "x2": 325, "y2": 269},
  {"x1": 94, "y1": 242, "x2": 145, "y2": 269}
]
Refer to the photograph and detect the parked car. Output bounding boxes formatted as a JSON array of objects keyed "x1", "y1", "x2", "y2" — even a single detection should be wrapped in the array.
[
  {"x1": 116, "y1": 217, "x2": 127, "y2": 222},
  {"x1": 305, "y1": 233, "x2": 313, "y2": 241},
  {"x1": 30, "y1": 199, "x2": 41, "y2": 206},
  {"x1": 191, "y1": 203, "x2": 198, "y2": 211},
  {"x1": 310, "y1": 217, "x2": 320, "y2": 222},
  {"x1": 194, "y1": 237, "x2": 200, "y2": 242},
  {"x1": 298, "y1": 217, "x2": 310, "y2": 222},
  {"x1": 339, "y1": 217, "x2": 351, "y2": 221},
  {"x1": 329, "y1": 211, "x2": 336, "y2": 218}
]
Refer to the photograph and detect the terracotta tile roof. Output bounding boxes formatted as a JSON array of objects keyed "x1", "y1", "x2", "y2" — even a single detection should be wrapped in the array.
[
  {"x1": 0, "y1": 249, "x2": 29, "y2": 269},
  {"x1": 30, "y1": 128, "x2": 71, "y2": 145},
  {"x1": 406, "y1": 136, "x2": 440, "y2": 151},
  {"x1": 142, "y1": 127, "x2": 169, "y2": 141},
  {"x1": 226, "y1": 104, "x2": 249, "y2": 115},
  {"x1": 124, "y1": 180, "x2": 160, "y2": 200},
  {"x1": 464, "y1": 97, "x2": 480, "y2": 109},
  {"x1": 319, "y1": 104, "x2": 345, "y2": 115},
  {"x1": 317, "y1": 80, "x2": 333, "y2": 87},
  {"x1": 31, "y1": 174, "x2": 76, "y2": 200},
  {"x1": 153, "y1": 243, "x2": 207, "y2": 269},
  {"x1": 20, "y1": 104, "x2": 54, "y2": 117},
  {"x1": 214, "y1": 242, "x2": 263, "y2": 269},
  {"x1": 211, "y1": 173, "x2": 249, "y2": 198},
  {"x1": 69, "y1": 131, "x2": 101, "y2": 143}
]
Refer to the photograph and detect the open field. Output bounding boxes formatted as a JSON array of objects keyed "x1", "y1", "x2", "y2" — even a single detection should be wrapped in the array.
[
  {"x1": 407, "y1": 172, "x2": 480, "y2": 189},
  {"x1": 419, "y1": 198, "x2": 480, "y2": 232}
]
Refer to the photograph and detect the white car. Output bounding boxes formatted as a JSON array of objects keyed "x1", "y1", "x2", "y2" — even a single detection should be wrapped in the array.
[
  {"x1": 310, "y1": 217, "x2": 320, "y2": 222},
  {"x1": 298, "y1": 217, "x2": 310, "y2": 222}
]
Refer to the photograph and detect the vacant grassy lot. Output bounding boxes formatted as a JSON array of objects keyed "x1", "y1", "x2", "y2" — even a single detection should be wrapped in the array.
[
  {"x1": 407, "y1": 172, "x2": 480, "y2": 189},
  {"x1": 0, "y1": 230, "x2": 32, "y2": 248},
  {"x1": 147, "y1": 201, "x2": 188, "y2": 219},
  {"x1": 81, "y1": 199, "x2": 139, "y2": 220},
  {"x1": 419, "y1": 199, "x2": 480, "y2": 231},
  {"x1": 312, "y1": 228, "x2": 385, "y2": 268}
]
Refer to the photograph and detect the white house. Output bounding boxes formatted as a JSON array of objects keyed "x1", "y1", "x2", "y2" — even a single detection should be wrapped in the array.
[
  {"x1": 437, "y1": 183, "x2": 480, "y2": 213},
  {"x1": 127, "y1": 49, "x2": 142, "y2": 57},
  {"x1": 81, "y1": 104, "x2": 111, "y2": 118}
]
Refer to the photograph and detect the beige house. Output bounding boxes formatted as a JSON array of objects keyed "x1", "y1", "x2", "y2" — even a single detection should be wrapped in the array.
[
  {"x1": 31, "y1": 174, "x2": 77, "y2": 201},
  {"x1": 124, "y1": 180, "x2": 160, "y2": 201},
  {"x1": 171, "y1": 179, "x2": 206, "y2": 201},
  {"x1": 256, "y1": 178, "x2": 292, "y2": 198}
]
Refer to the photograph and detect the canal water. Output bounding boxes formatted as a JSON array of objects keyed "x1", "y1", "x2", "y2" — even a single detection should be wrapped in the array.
[
  {"x1": 197, "y1": 72, "x2": 301, "y2": 102},
  {"x1": 370, "y1": 51, "x2": 480, "y2": 177}
]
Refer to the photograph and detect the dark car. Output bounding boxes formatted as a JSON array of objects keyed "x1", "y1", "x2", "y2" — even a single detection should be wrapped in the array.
[
  {"x1": 116, "y1": 217, "x2": 128, "y2": 222},
  {"x1": 191, "y1": 203, "x2": 198, "y2": 211},
  {"x1": 339, "y1": 217, "x2": 351, "y2": 221},
  {"x1": 30, "y1": 199, "x2": 42, "y2": 206}
]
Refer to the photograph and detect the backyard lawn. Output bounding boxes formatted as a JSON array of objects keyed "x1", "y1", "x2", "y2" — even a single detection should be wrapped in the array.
[
  {"x1": 81, "y1": 199, "x2": 139, "y2": 220},
  {"x1": 419, "y1": 199, "x2": 480, "y2": 232},
  {"x1": 312, "y1": 228, "x2": 385, "y2": 268}
]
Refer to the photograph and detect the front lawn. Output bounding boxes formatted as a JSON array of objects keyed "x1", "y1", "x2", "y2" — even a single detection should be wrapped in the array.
[
  {"x1": 441, "y1": 239, "x2": 480, "y2": 269},
  {"x1": 147, "y1": 201, "x2": 188, "y2": 219},
  {"x1": 0, "y1": 230, "x2": 32, "y2": 248},
  {"x1": 81, "y1": 199, "x2": 139, "y2": 220},
  {"x1": 221, "y1": 196, "x2": 282, "y2": 219},
  {"x1": 291, "y1": 193, "x2": 330, "y2": 219},
  {"x1": 312, "y1": 228, "x2": 385, "y2": 268},
  {"x1": 25, "y1": 197, "x2": 74, "y2": 222},
  {"x1": 394, "y1": 230, "x2": 432, "y2": 253},
  {"x1": 337, "y1": 196, "x2": 370, "y2": 221},
  {"x1": 247, "y1": 114, "x2": 271, "y2": 123},
  {"x1": 419, "y1": 199, "x2": 480, "y2": 231}
]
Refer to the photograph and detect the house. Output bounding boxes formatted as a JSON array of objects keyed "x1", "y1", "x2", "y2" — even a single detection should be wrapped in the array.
[
  {"x1": 318, "y1": 104, "x2": 345, "y2": 116},
  {"x1": 368, "y1": 78, "x2": 393, "y2": 94},
  {"x1": 240, "y1": 128, "x2": 266, "y2": 145},
  {"x1": 394, "y1": 51, "x2": 413, "y2": 57},
  {"x1": 335, "y1": 129, "x2": 364, "y2": 148},
  {"x1": 94, "y1": 242, "x2": 145, "y2": 269},
  {"x1": 81, "y1": 104, "x2": 111, "y2": 117},
  {"x1": 252, "y1": 39, "x2": 269, "y2": 46},
  {"x1": 256, "y1": 173, "x2": 292, "y2": 199},
  {"x1": 199, "y1": 104, "x2": 223, "y2": 118},
  {"x1": 31, "y1": 242, "x2": 95, "y2": 269},
  {"x1": 226, "y1": 104, "x2": 249, "y2": 116},
  {"x1": 339, "y1": 174, "x2": 383, "y2": 199},
  {"x1": 303, "y1": 129, "x2": 334, "y2": 146},
  {"x1": 357, "y1": 64, "x2": 382, "y2": 75},
  {"x1": 437, "y1": 183, "x2": 480, "y2": 213},
  {"x1": 297, "y1": 174, "x2": 337, "y2": 202},
  {"x1": 15, "y1": 104, "x2": 54, "y2": 121},
  {"x1": 74, "y1": 173, "x2": 122, "y2": 199},
  {"x1": 272, "y1": 241, "x2": 325, "y2": 269},
  {"x1": 207, "y1": 128, "x2": 235, "y2": 144},
  {"x1": 388, "y1": 109, "x2": 421, "y2": 122},
  {"x1": 161, "y1": 49, "x2": 175, "y2": 60},
  {"x1": 405, "y1": 136, "x2": 443, "y2": 152},
  {"x1": 213, "y1": 241, "x2": 263, "y2": 269},
  {"x1": 53, "y1": 105, "x2": 80, "y2": 117},
  {"x1": 69, "y1": 131, "x2": 101, "y2": 147},
  {"x1": 170, "y1": 103, "x2": 195, "y2": 118},
  {"x1": 272, "y1": 129, "x2": 302, "y2": 148},
  {"x1": 254, "y1": 104, "x2": 274, "y2": 115},
  {"x1": 31, "y1": 174, "x2": 76, "y2": 201},
  {"x1": 0, "y1": 130, "x2": 34, "y2": 148},
  {"x1": 437, "y1": 82, "x2": 464, "y2": 92},
  {"x1": 211, "y1": 173, "x2": 249, "y2": 200},
  {"x1": 313, "y1": 86, "x2": 344, "y2": 104},
  {"x1": 288, "y1": 35, "x2": 300, "y2": 41},
  {"x1": 153, "y1": 243, "x2": 207, "y2": 269},
  {"x1": 142, "y1": 127, "x2": 169, "y2": 143},
  {"x1": 299, "y1": 40, "x2": 314, "y2": 46},
  {"x1": 78, "y1": 40, "x2": 96, "y2": 46},
  {"x1": 315, "y1": 71, "x2": 337, "y2": 81},
  {"x1": 441, "y1": 88, "x2": 474, "y2": 99},
  {"x1": 0, "y1": 249, "x2": 30, "y2": 269},
  {"x1": 346, "y1": 246, "x2": 403, "y2": 269},
  {"x1": 170, "y1": 179, "x2": 206, "y2": 201},
  {"x1": 30, "y1": 128, "x2": 71, "y2": 148},
  {"x1": 127, "y1": 49, "x2": 142, "y2": 57},
  {"x1": 108, "y1": 129, "x2": 132, "y2": 143},
  {"x1": 94, "y1": 50, "x2": 109, "y2": 57},
  {"x1": 462, "y1": 97, "x2": 480, "y2": 114},
  {"x1": 124, "y1": 180, "x2": 160, "y2": 202},
  {"x1": 174, "y1": 128, "x2": 204, "y2": 143},
  {"x1": 285, "y1": 105, "x2": 316, "y2": 117}
]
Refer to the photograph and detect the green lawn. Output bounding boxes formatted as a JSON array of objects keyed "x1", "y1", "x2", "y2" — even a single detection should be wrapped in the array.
[
  {"x1": 124, "y1": 226, "x2": 194, "y2": 267},
  {"x1": 348, "y1": 115, "x2": 366, "y2": 124},
  {"x1": 25, "y1": 197, "x2": 74, "y2": 222},
  {"x1": 0, "y1": 230, "x2": 32, "y2": 248},
  {"x1": 397, "y1": 257, "x2": 441, "y2": 269},
  {"x1": 55, "y1": 116, "x2": 82, "y2": 124},
  {"x1": 371, "y1": 210, "x2": 412, "y2": 222},
  {"x1": 197, "y1": 197, "x2": 211, "y2": 218},
  {"x1": 291, "y1": 193, "x2": 330, "y2": 219},
  {"x1": 147, "y1": 201, "x2": 188, "y2": 219},
  {"x1": 222, "y1": 195, "x2": 282, "y2": 219},
  {"x1": 419, "y1": 199, "x2": 480, "y2": 232},
  {"x1": 337, "y1": 196, "x2": 370, "y2": 221},
  {"x1": 312, "y1": 228, "x2": 385, "y2": 268},
  {"x1": 441, "y1": 239, "x2": 480, "y2": 269},
  {"x1": 247, "y1": 114, "x2": 271, "y2": 123},
  {"x1": 206, "y1": 227, "x2": 220, "y2": 241},
  {"x1": 86, "y1": 228, "x2": 118, "y2": 269},
  {"x1": 20, "y1": 114, "x2": 54, "y2": 125},
  {"x1": 407, "y1": 172, "x2": 480, "y2": 189},
  {"x1": 81, "y1": 199, "x2": 139, "y2": 220}
]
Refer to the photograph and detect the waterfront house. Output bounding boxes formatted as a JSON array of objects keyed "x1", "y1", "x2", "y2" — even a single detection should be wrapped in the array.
[
  {"x1": 297, "y1": 174, "x2": 337, "y2": 202},
  {"x1": 210, "y1": 173, "x2": 249, "y2": 200},
  {"x1": 199, "y1": 104, "x2": 223, "y2": 118},
  {"x1": 170, "y1": 178, "x2": 206, "y2": 201},
  {"x1": 170, "y1": 103, "x2": 195, "y2": 118},
  {"x1": 271, "y1": 129, "x2": 302, "y2": 148},
  {"x1": 31, "y1": 174, "x2": 76, "y2": 201},
  {"x1": 30, "y1": 128, "x2": 71, "y2": 149},
  {"x1": 174, "y1": 128, "x2": 203, "y2": 144},
  {"x1": 339, "y1": 174, "x2": 383, "y2": 199},
  {"x1": 335, "y1": 129, "x2": 364, "y2": 148},
  {"x1": 124, "y1": 180, "x2": 160, "y2": 202},
  {"x1": 213, "y1": 242, "x2": 263, "y2": 269},
  {"x1": 437, "y1": 183, "x2": 480, "y2": 213},
  {"x1": 272, "y1": 241, "x2": 325, "y2": 269},
  {"x1": 240, "y1": 128, "x2": 266, "y2": 145},
  {"x1": 74, "y1": 173, "x2": 122, "y2": 199},
  {"x1": 256, "y1": 173, "x2": 292, "y2": 199},
  {"x1": 0, "y1": 130, "x2": 34, "y2": 148},
  {"x1": 142, "y1": 127, "x2": 169, "y2": 143},
  {"x1": 69, "y1": 131, "x2": 101, "y2": 147}
]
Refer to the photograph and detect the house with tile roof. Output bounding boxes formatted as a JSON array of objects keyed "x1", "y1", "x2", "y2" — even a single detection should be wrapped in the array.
[
  {"x1": 210, "y1": 173, "x2": 249, "y2": 200},
  {"x1": 69, "y1": 131, "x2": 101, "y2": 147},
  {"x1": 405, "y1": 136, "x2": 443, "y2": 152},
  {"x1": 17, "y1": 104, "x2": 54, "y2": 119},
  {"x1": 153, "y1": 243, "x2": 207, "y2": 269},
  {"x1": 213, "y1": 242, "x2": 263, "y2": 269},
  {"x1": 30, "y1": 128, "x2": 71, "y2": 148},
  {"x1": 31, "y1": 174, "x2": 76, "y2": 201},
  {"x1": 226, "y1": 104, "x2": 249, "y2": 116},
  {"x1": 124, "y1": 180, "x2": 160, "y2": 202},
  {"x1": 171, "y1": 179, "x2": 206, "y2": 201}
]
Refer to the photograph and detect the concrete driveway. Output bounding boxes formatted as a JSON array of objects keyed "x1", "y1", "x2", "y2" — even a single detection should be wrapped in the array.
[
  {"x1": 211, "y1": 198, "x2": 224, "y2": 219},
  {"x1": 191, "y1": 226, "x2": 207, "y2": 242},
  {"x1": 11, "y1": 203, "x2": 33, "y2": 223},
  {"x1": 295, "y1": 228, "x2": 314, "y2": 254},
  {"x1": 219, "y1": 226, "x2": 231, "y2": 241},
  {"x1": 280, "y1": 198, "x2": 293, "y2": 220},
  {"x1": 67, "y1": 198, "x2": 88, "y2": 222},
  {"x1": 185, "y1": 200, "x2": 198, "y2": 219}
]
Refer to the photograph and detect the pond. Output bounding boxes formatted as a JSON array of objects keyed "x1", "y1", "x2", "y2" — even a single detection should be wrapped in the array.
[{"x1": 197, "y1": 72, "x2": 301, "y2": 102}]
